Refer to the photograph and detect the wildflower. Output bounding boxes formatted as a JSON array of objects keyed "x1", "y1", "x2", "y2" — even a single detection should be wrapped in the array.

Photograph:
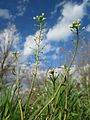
[
  {"x1": 36, "y1": 16, "x2": 38, "y2": 18},
  {"x1": 33, "y1": 87, "x2": 36, "y2": 91},
  {"x1": 33, "y1": 13, "x2": 46, "y2": 23},
  {"x1": 69, "y1": 19, "x2": 81, "y2": 30},
  {"x1": 33, "y1": 17, "x2": 36, "y2": 20},
  {"x1": 42, "y1": 13, "x2": 44, "y2": 16}
]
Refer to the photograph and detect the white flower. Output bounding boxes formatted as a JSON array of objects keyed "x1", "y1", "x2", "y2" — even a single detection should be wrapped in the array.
[
  {"x1": 42, "y1": 13, "x2": 44, "y2": 16},
  {"x1": 33, "y1": 17, "x2": 36, "y2": 20}
]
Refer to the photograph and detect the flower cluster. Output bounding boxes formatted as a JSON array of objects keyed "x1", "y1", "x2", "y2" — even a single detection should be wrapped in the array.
[
  {"x1": 69, "y1": 19, "x2": 81, "y2": 30},
  {"x1": 33, "y1": 13, "x2": 46, "y2": 23}
]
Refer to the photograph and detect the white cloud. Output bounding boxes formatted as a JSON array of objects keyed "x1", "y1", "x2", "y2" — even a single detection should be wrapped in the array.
[
  {"x1": 22, "y1": 0, "x2": 89, "y2": 61},
  {"x1": 23, "y1": 29, "x2": 46, "y2": 58},
  {"x1": 23, "y1": 35, "x2": 36, "y2": 56},
  {"x1": 86, "y1": 24, "x2": 90, "y2": 32},
  {"x1": 16, "y1": 0, "x2": 30, "y2": 16},
  {"x1": 56, "y1": 47, "x2": 60, "y2": 54},
  {"x1": 23, "y1": 34, "x2": 55, "y2": 58},
  {"x1": 23, "y1": 28, "x2": 56, "y2": 58},
  {"x1": 51, "y1": 1, "x2": 65, "y2": 17},
  {"x1": 44, "y1": 43, "x2": 55, "y2": 53},
  {"x1": 47, "y1": 1, "x2": 88, "y2": 41},
  {"x1": 51, "y1": 47, "x2": 61, "y2": 60},
  {"x1": 0, "y1": 9, "x2": 12, "y2": 19}
]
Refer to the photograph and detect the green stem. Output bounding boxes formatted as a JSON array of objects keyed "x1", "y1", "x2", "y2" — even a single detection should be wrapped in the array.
[
  {"x1": 24, "y1": 22, "x2": 43, "y2": 116},
  {"x1": 18, "y1": 99, "x2": 24, "y2": 120},
  {"x1": 64, "y1": 84, "x2": 68, "y2": 120}
]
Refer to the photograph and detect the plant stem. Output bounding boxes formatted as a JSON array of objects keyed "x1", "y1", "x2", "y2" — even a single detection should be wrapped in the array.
[
  {"x1": 24, "y1": 21, "x2": 44, "y2": 116},
  {"x1": 18, "y1": 99, "x2": 24, "y2": 120},
  {"x1": 34, "y1": 27, "x2": 79, "y2": 120}
]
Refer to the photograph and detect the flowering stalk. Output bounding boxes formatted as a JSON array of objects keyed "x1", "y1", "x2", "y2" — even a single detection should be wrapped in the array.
[
  {"x1": 63, "y1": 19, "x2": 80, "y2": 120},
  {"x1": 35, "y1": 19, "x2": 81, "y2": 120},
  {"x1": 24, "y1": 13, "x2": 46, "y2": 116},
  {"x1": 29, "y1": 13, "x2": 46, "y2": 98}
]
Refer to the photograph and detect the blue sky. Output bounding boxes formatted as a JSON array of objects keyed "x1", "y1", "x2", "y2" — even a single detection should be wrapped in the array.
[{"x1": 0, "y1": 0, "x2": 90, "y2": 69}]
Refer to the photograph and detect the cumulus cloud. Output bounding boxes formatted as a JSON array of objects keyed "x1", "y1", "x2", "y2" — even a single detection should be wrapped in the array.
[
  {"x1": 23, "y1": 35, "x2": 36, "y2": 56},
  {"x1": 23, "y1": 30, "x2": 43, "y2": 57},
  {"x1": 23, "y1": 34, "x2": 55, "y2": 57},
  {"x1": 47, "y1": 1, "x2": 88, "y2": 41},
  {"x1": 0, "y1": 9, "x2": 12, "y2": 19},
  {"x1": 23, "y1": 0, "x2": 89, "y2": 60},
  {"x1": 23, "y1": 24, "x2": 55, "y2": 57}
]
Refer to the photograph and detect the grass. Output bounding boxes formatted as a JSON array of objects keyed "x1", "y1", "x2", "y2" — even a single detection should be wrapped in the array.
[
  {"x1": 0, "y1": 71, "x2": 90, "y2": 120},
  {"x1": 0, "y1": 14, "x2": 90, "y2": 120}
]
